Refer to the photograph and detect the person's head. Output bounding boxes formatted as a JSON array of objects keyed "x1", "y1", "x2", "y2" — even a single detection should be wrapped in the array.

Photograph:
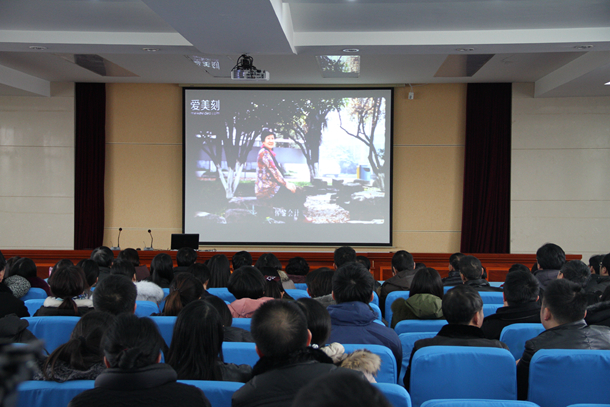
[
  {"x1": 187, "y1": 263, "x2": 211, "y2": 288},
  {"x1": 228, "y1": 266, "x2": 266, "y2": 300},
  {"x1": 251, "y1": 300, "x2": 310, "y2": 357},
  {"x1": 102, "y1": 314, "x2": 164, "y2": 369},
  {"x1": 442, "y1": 285, "x2": 484, "y2": 326},
  {"x1": 261, "y1": 129, "x2": 275, "y2": 150},
  {"x1": 503, "y1": 270, "x2": 539, "y2": 306},
  {"x1": 541, "y1": 279, "x2": 588, "y2": 329},
  {"x1": 76, "y1": 259, "x2": 100, "y2": 289},
  {"x1": 449, "y1": 253, "x2": 464, "y2": 272},
  {"x1": 286, "y1": 257, "x2": 310, "y2": 276},
  {"x1": 110, "y1": 259, "x2": 136, "y2": 281},
  {"x1": 265, "y1": 277, "x2": 284, "y2": 299},
  {"x1": 306, "y1": 267, "x2": 334, "y2": 298},
  {"x1": 117, "y1": 248, "x2": 140, "y2": 267},
  {"x1": 296, "y1": 298, "x2": 331, "y2": 347},
  {"x1": 4, "y1": 256, "x2": 22, "y2": 278},
  {"x1": 232, "y1": 251, "x2": 252, "y2": 270},
  {"x1": 409, "y1": 268, "x2": 444, "y2": 299},
  {"x1": 90, "y1": 246, "x2": 114, "y2": 268},
  {"x1": 11, "y1": 258, "x2": 38, "y2": 279},
  {"x1": 50, "y1": 259, "x2": 74, "y2": 280},
  {"x1": 558, "y1": 260, "x2": 590, "y2": 287},
  {"x1": 292, "y1": 369, "x2": 393, "y2": 407},
  {"x1": 333, "y1": 246, "x2": 356, "y2": 269},
  {"x1": 391, "y1": 250, "x2": 414, "y2": 273},
  {"x1": 332, "y1": 262, "x2": 374, "y2": 304},
  {"x1": 207, "y1": 254, "x2": 231, "y2": 288},
  {"x1": 203, "y1": 295, "x2": 233, "y2": 327},
  {"x1": 508, "y1": 263, "x2": 530, "y2": 273},
  {"x1": 150, "y1": 253, "x2": 174, "y2": 286},
  {"x1": 254, "y1": 253, "x2": 282, "y2": 271},
  {"x1": 50, "y1": 265, "x2": 86, "y2": 315},
  {"x1": 600, "y1": 253, "x2": 610, "y2": 276},
  {"x1": 176, "y1": 247, "x2": 197, "y2": 267},
  {"x1": 536, "y1": 243, "x2": 566, "y2": 270},
  {"x1": 92, "y1": 274, "x2": 137, "y2": 315},
  {"x1": 458, "y1": 255, "x2": 483, "y2": 281},
  {"x1": 167, "y1": 300, "x2": 224, "y2": 380},
  {"x1": 356, "y1": 255, "x2": 371, "y2": 271},
  {"x1": 163, "y1": 273, "x2": 203, "y2": 316},
  {"x1": 589, "y1": 254, "x2": 604, "y2": 275}
]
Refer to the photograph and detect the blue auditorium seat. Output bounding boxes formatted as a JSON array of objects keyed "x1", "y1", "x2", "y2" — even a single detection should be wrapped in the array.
[
  {"x1": 370, "y1": 303, "x2": 383, "y2": 322},
  {"x1": 149, "y1": 316, "x2": 177, "y2": 346},
  {"x1": 18, "y1": 380, "x2": 94, "y2": 407},
  {"x1": 421, "y1": 400, "x2": 539, "y2": 407},
  {"x1": 222, "y1": 342, "x2": 259, "y2": 367},
  {"x1": 394, "y1": 319, "x2": 447, "y2": 335},
  {"x1": 373, "y1": 383, "x2": 412, "y2": 407},
  {"x1": 207, "y1": 287, "x2": 236, "y2": 302},
  {"x1": 179, "y1": 380, "x2": 243, "y2": 407},
  {"x1": 399, "y1": 332, "x2": 436, "y2": 384},
  {"x1": 24, "y1": 299, "x2": 45, "y2": 316},
  {"x1": 477, "y1": 291, "x2": 504, "y2": 304},
  {"x1": 342, "y1": 343, "x2": 398, "y2": 384},
  {"x1": 285, "y1": 289, "x2": 310, "y2": 300},
  {"x1": 158, "y1": 287, "x2": 170, "y2": 312},
  {"x1": 231, "y1": 318, "x2": 252, "y2": 331},
  {"x1": 499, "y1": 323, "x2": 545, "y2": 360},
  {"x1": 482, "y1": 303, "x2": 502, "y2": 317},
  {"x1": 372, "y1": 291, "x2": 380, "y2": 307},
  {"x1": 134, "y1": 301, "x2": 159, "y2": 317},
  {"x1": 20, "y1": 288, "x2": 48, "y2": 301},
  {"x1": 23, "y1": 317, "x2": 79, "y2": 354},
  {"x1": 294, "y1": 283, "x2": 307, "y2": 290},
  {"x1": 385, "y1": 291, "x2": 410, "y2": 323}
]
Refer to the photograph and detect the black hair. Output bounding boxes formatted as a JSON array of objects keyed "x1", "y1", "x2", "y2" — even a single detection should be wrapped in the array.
[
  {"x1": 12, "y1": 258, "x2": 38, "y2": 279},
  {"x1": 265, "y1": 278, "x2": 284, "y2": 299},
  {"x1": 50, "y1": 266, "x2": 86, "y2": 316},
  {"x1": 543, "y1": 279, "x2": 588, "y2": 324},
  {"x1": 150, "y1": 253, "x2": 174, "y2": 286},
  {"x1": 232, "y1": 251, "x2": 252, "y2": 270},
  {"x1": 92, "y1": 274, "x2": 137, "y2": 315},
  {"x1": 458, "y1": 255, "x2": 483, "y2": 281},
  {"x1": 296, "y1": 298, "x2": 331, "y2": 347},
  {"x1": 391, "y1": 250, "x2": 414, "y2": 272},
  {"x1": 207, "y1": 254, "x2": 231, "y2": 288},
  {"x1": 503, "y1": 270, "x2": 539, "y2": 306},
  {"x1": 560, "y1": 260, "x2": 591, "y2": 287},
  {"x1": 163, "y1": 273, "x2": 203, "y2": 316},
  {"x1": 203, "y1": 295, "x2": 233, "y2": 327},
  {"x1": 110, "y1": 259, "x2": 136, "y2": 280},
  {"x1": 508, "y1": 263, "x2": 530, "y2": 273},
  {"x1": 43, "y1": 311, "x2": 115, "y2": 380},
  {"x1": 228, "y1": 266, "x2": 266, "y2": 300},
  {"x1": 442, "y1": 285, "x2": 483, "y2": 325},
  {"x1": 536, "y1": 243, "x2": 566, "y2": 270},
  {"x1": 4, "y1": 256, "x2": 21, "y2": 277},
  {"x1": 50, "y1": 259, "x2": 74, "y2": 280},
  {"x1": 90, "y1": 246, "x2": 114, "y2": 268},
  {"x1": 167, "y1": 300, "x2": 224, "y2": 380},
  {"x1": 333, "y1": 246, "x2": 356, "y2": 268},
  {"x1": 117, "y1": 248, "x2": 140, "y2": 267},
  {"x1": 601, "y1": 253, "x2": 610, "y2": 275},
  {"x1": 306, "y1": 267, "x2": 334, "y2": 298},
  {"x1": 286, "y1": 256, "x2": 310, "y2": 276},
  {"x1": 449, "y1": 253, "x2": 464, "y2": 271},
  {"x1": 254, "y1": 253, "x2": 282, "y2": 271},
  {"x1": 187, "y1": 263, "x2": 211, "y2": 286},
  {"x1": 356, "y1": 255, "x2": 371, "y2": 271},
  {"x1": 589, "y1": 254, "x2": 604, "y2": 275},
  {"x1": 0, "y1": 251, "x2": 5, "y2": 271},
  {"x1": 409, "y1": 268, "x2": 444, "y2": 299},
  {"x1": 176, "y1": 247, "x2": 198, "y2": 267},
  {"x1": 102, "y1": 314, "x2": 164, "y2": 370},
  {"x1": 332, "y1": 262, "x2": 374, "y2": 304},
  {"x1": 251, "y1": 300, "x2": 308, "y2": 357},
  {"x1": 76, "y1": 259, "x2": 100, "y2": 290}
]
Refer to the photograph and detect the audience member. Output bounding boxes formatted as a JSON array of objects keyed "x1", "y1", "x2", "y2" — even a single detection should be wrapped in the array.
[
  {"x1": 227, "y1": 266, "x2": 273, "y2": 318},
  {"x1": 481, "y1": 270, "x2": 541, "y2": 339},
  {"x1": 92, "y1": 274, "x2": 137, "y2": 315},
  {"x1": 255, "y1": 253, "x2": 296, "y2": 290},
  {"x1": 187, "y1": 263, "x2": 213, "y2": 297},
  {"x1": 206, "y1": 254, "x2": 231, "y2": 288},
  {"x1": 403, "y1": 285, "x2": 508, "y2": 389},
  {"x1": 589, "y1": 254, "x2": 604, "y2": 275},
  {"x1": 295, "y1": 298, "x2": 332, "y2": 347},
  {"x1": 166, "y1": 300, "x2": 252, "y2": 382},
  {"x1": 35, "y1": 266, "x2": 93, "y2": 316},
  {"x1": 12, "y1": 257, "x2": 51, "y2": 295},
  {"x1": 90, "y1": 246, "x2": 114, "y2": 284},
  {"x1": 442, "y1": 252, "x2": 464, "y2": 286},
  {"x1": 50, "y1": 259, "x2": 75, "y2": 278},
  {"x1": 585, "y1": 285, "x2": 610, "y2": 328},
  {"x1": 161, "y1": 273, "x2": 203, "y2": 316},
  {"x1": 231, "y1": 300, "x2": 341, "y2": 407},
  {"x1": 117, "y1": 248, "x2": 149, "y2": 281},
  {"x1": 202, "y1": 295, "x2": 254, "y2": 342},
  {"x1": 305, "y1": 267, "x2": 335, "y2": 306},
  {"x1": 3, "y1": 255, "x2": 31, "y2": 298},
  {"x1": 516, "y1": 279, "x2": 610, "y2": 399},
  {"x1": 0, "y1": 313, "x2": 36, "y2": 343},
  {"x1": 391, "y1": 267, "x2": 444, "y2": 328},
  {"x1": 68, "y1": 314, "x2": 211, "y2": 407},
  {"x1": 148, "y1": 253, "x2": 173, "y2": 288},
  {"x1": 173, "y1": 247, "x2": 198, "y2": 274},
  {"x1": 380, "y1": 250, "x2": 417, "y2": 314},
  {"x1": 333, "y1": 246, "x2": 356, "y2": 269},
  {"x1": 76, "y1": 259, "x2": 99, "y2": 298},
  {"x1": 0, "y1": 251, "x2": 29, "y2": 318},
  {"x1": 585, "y1": 253, "x2": 610, "y2": 301},
  {"x1": 508, "y1": 263, "x2": 531, "y2": 273},
  {"x1": 533, "y1": 243, "x2": 565, "y2": 292},
  {"x1": 111, "y1": 259, "x2": 164, "y2": 304},
  {"x1": 35, "y1": 311, "x2": 115, "y2": 382},
  {"x1": 232, "y1": 250, "x2": 253, "y2": 270},
  {"x1": 285, "y1": 256, "x2": 310, "y2": 284},
  {"x1": 559, "y1": 260, "x2": 590, "y2": 287},
  {"x1": 459, "y1": 255, "x2": 502, "y2": 291},
  {"x1": 327, "y1": 262, "x2": 402, "y2": 371}
]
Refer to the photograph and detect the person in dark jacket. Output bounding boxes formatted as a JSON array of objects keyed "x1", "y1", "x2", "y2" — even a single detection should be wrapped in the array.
[
  {"x1": 68, "y1": 314, "x2": 210, "y2": 407},
  {"x1": 90, "y1": 246, "x2": 114, "y2": 284},
  {"x1": 516, "y1": 279, "x2": 610, "y2": 400},
  {"x1": 379, "y1": 251, "x2": 417, "y2": 314},
  {"x1": 34, "y1": 266, "x2": 93, "y2": 317},
  {"x1": 585, "y1": 253, "x2": 610, "y2": 302},
  {"x1": 0, "y1": 314, "x2": 36, "y2": 344},
  {"x1": 403, "y1": 285, "x2": 509, "y2": 389},
  {"x1": 585, "y1": 285, "x2": 610, "y2": 327},
  {"x1": 532, "y1": 243, "x2": 565, "y2": 294},
  {"x1": 482, "y1": 270, "x2": 541, "y2": 339},
  {"x1": 442, "y1": 252, "x2": 464, "y2": 286},
  {"x1": 232, "y1": 300, "x2": 343, "y2": 407},
  {"x1": 173, "y1": 247, "x2": 198, "y2": 274},
  {"x1": 12, "y1": 257, "x2": 51, "y2": 296},
  {"x1": 459, "y1": 255, "x2": 503, "y2": 292},
  {"x1": 0, "y1": 256, "x2": 29, "y2": 318}
]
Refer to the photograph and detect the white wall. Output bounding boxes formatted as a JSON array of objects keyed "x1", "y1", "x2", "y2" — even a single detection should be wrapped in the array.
[
  {"x1": 0, "y1": 83, "x2": 75, "y2": 249},
  {"x1": 511, "y1": 83, "x2": 610, "y2": 261}
]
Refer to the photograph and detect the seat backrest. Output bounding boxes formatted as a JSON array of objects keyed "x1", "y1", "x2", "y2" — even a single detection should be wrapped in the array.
[
  {"x1": 394, "y1": 319, "x2": 447, "y2": 335},
  {"x1": 372, "y1": 291, "x2": 380, "y2": 307},
  {"x1": 24, "y1": 299, "x2": 45, "y2": 317},
  {"x1": 499, "y1": 323, "x2": 545, "y2": 360},
  {"x1": 23, "y1": 317, "x2": 80, "y2": 354},
  {"x1": 294, "y1": 283, "x2": 307, "y2": 290},
  {"x1": 149, "y1": 316, "x2": 177, "y2": 347},
  {"x1": 158, "y1": 288, "x2": 170, "y2": 312},
  {"x1": 477, "y1": 291, "x2": 504, "y2": 304},
  {"x1": 231, "y1": 318, "x2": 252, "y2": 331},
  {"x1": 420, "y1": 400, "x2": 540, "y2": 407},
  {"x1": 528, "y1": 349, "x2": 610, "y2": 407},
  {"x1": 369, "y1": 303, "x2": 382, "y2": 322},
  {"x1": 178, "y1": 380, "x2": 243, "y2": 407},
  {"x1": 285, "y1": 289, "x2": 310, "y2": 300},
  {"x1": 482, "y1": 303, "x2": 502, "y2": 317},
  {"x1": 18, "y1": 380, "x2": 95, "y2": 407},
  {"x1": 373, "y1": 383, "x2": 412, "y2": 407},
  {"x1": 21, "y1": 288, "x2": 48, "y2": 301},
  {"x1": 342, "y1": 343, "x2": 397, "y2": 384},
  {"x1": 222, "y1": 342, "x2": 259, "y2": 367},
  {"x1": 409, "y1": 346, "x2": 516, "y2": 407},
  {"x1": 135, "y1": 301, "x2": 159, "y2": 317},
  {"x1": 385, "y1": 291, "x2": 410, "y2": 323},
  {"x1": 398, "y1": 332, "x2": 437, "y2": 384},
  {"x1": 207, "y1": 287, "x2": 236, "y2": 302}
]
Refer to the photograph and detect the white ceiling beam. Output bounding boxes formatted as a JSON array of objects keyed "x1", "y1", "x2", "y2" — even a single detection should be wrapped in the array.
[
  {"x1": 0, "y1": 64, "x2": 50, "y2": 96},
  {"x1": 0, "y1": 30, "x2": 191, "y2": 46}
]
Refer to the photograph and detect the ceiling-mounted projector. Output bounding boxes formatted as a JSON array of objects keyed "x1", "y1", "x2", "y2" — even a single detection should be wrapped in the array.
[{"x1": 231, "y1": 54, "x2": 269, "y2": 81}]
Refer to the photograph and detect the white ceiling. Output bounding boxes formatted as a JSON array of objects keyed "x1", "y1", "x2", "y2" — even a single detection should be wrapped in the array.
[{"x1": 1, "y1": 0, "x2": 610, "y2": 97}]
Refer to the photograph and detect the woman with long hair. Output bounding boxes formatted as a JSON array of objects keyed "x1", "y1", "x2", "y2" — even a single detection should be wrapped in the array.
[
  {"x1": 206, "y1": 254, "x2": 231, "y2": 288},
  {"x1": 161, "y1": 273, "x2": 203, "y2": 316},
  {"x1": 390, "y1": 267, "x2": 444, "y2": 328},
  {"x1": 227, "y1": 266, "x2": 273, "y2": 318},
  {"x1": 149, "y1": 253, "x2": 173, "y2": 288},
  {"x1": 34, "y1": 265, "x2": 93, "y2": 316},
  {"x1": 166, "y1": 301, "x2": 252, "y2": 382}
]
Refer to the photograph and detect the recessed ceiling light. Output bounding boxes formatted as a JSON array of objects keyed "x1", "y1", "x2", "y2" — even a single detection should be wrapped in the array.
[
  {"x1": 342, "y1": 48, "x2": 359, "y2": 53},
  {"x1": 574, "y1": 45, "x2": 593, "y2": 50},
  {"x1": 142, "y1": 48, "x2": 159, "y2": 52},
  {"x1": 29, "y1": 46, "x2": 47, "y2": 50},
  {"x1": 456, "y1": 48, "x2": 475, "y2": 52}
]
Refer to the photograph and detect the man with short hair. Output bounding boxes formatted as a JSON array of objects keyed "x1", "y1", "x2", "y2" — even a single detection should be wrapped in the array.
[
  {"x1": 327, "y1": 262, "x2": 402, "y2": 370},
  {"x1": 481, "y1": 270, "x2": 541, "y2": 339},
  {"x1": 333, "y1": 246, "x2": 356, "y2": 269},
  {"x1": 305, "y1": 267, "x2": 335, "y2": 307},
  {"x1": 173, "y1": 247, "x2": 198, "y2": 274},
  {"x1": 585, "y1": 253, "x2": 610, "y2": 299},
  {"x1": 403, "y1": 285, "x2": 509, "y2": 389},
  {"x1": 117, "y1": 248, "x2": 149, "y2": 281},
  {"x1": 92, "y1": 274, "x2": 137, "y2": 315},
  {"x1": 285, "y1": 256, "x2": 310, "y2": 284},
  {"x1": 533, "y1": 243, "x2": 565, "y2": 291},
  {"x1": 110, "y1": 259, "x2": 164, "y2": 304},
  {"x1": 90, "y1": 246, "x2": 114, "y2": 283},
  {"x1": 232, "y1": 300, "x2": 342, "y2": 407},
  {"x1": 459, "y1": 255, "x2": 502, "y2": 292},
  {"x1": 516, "y1": 279, "x2": 610, "y2": 399},
  {"x1": 232, "y1": 251, "x2": 253, "y2": 270},
  {"x1": 442, "y1": 252, "x2": 464, "y2": 286},
  {"x1": 380, "y1": 250, "x2": 417, "y2": 314},
  {"x1": 558, "y1": 260, "x2": 590, "y2": 287}
]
